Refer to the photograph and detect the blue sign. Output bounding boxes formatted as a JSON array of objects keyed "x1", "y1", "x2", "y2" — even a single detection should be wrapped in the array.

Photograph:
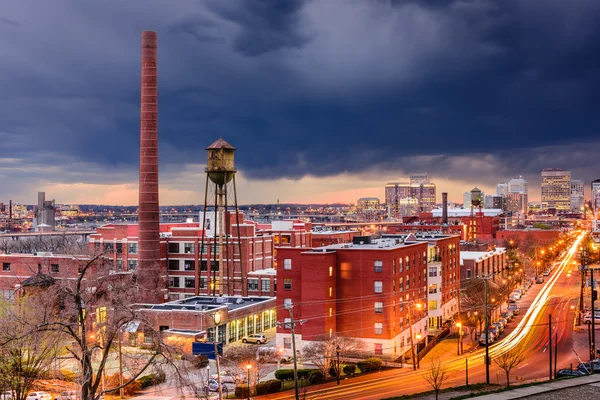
[{"x1": 192, "y1": 342, "x2": 223, "y2": 359}]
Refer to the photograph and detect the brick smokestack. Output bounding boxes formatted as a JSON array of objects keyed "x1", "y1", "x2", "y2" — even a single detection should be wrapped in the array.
[
  {"x1": 138, "y1": 31, "x2": 161, "y2": 302},
  {"x1": 442, "y1": 192, "x2": 448, "y2": 224}
]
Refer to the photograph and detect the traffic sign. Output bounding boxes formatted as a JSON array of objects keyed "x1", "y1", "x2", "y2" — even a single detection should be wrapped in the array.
[{"x1": 586, "y1": 278, "x2": 597, "y2": 288}]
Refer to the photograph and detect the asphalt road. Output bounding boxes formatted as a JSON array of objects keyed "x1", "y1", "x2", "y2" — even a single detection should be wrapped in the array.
[{"x1": 261, "y1": 232, "x2": 589, "y2": 400}]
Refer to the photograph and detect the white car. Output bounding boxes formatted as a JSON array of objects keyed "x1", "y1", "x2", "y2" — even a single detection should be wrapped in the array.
[
  {"x1": 241, "y1": 334, "x2": 267, "y2": 344},
  {"x1": 27, "y1": 393, "x2": 52, "y2": 400},
  {"x1": 210, "y1": 371, "x2": 243, "y2": 384},
  {"x1": 54, "y1": 391, "x2": 78, "y2": 400}
]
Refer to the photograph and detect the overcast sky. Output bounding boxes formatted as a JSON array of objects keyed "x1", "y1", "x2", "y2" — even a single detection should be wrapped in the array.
[{"x1": 1, "y1": 0, "x2": 599, "y2": 205}]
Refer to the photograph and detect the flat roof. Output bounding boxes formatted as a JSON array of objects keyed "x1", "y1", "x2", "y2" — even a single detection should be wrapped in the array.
[{"x1": 140, "y1": 295, "x2": 275, "y2": 312}]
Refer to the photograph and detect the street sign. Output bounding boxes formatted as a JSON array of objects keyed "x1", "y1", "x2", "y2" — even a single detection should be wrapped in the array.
[{"x1": 586, "y1": 278, "x2": 597, "y2": 288}]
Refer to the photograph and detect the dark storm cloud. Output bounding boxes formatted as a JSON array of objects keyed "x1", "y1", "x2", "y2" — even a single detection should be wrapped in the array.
[
  {"x1": 0, "y1": 0, "x2": 599, "y2": 198},
  {"x1": 206, "y1": 0, "x2": 309, "y2": 56}
]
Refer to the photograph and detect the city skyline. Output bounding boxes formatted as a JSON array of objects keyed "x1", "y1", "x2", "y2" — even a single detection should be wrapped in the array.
[{"x1": 1, "y1": 1, "x2": 599, "y2": 205}]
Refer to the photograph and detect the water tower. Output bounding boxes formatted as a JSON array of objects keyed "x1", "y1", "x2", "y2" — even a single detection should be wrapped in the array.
[
  {"x1": 199, "y1": 138, "x2": 245, "y2": 296},
  {"x1": 469, "y1": 187, "x2": 483, "y2": 243}
]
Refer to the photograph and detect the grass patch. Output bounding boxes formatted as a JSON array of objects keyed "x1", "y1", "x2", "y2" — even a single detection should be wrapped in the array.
[
  {"x1": 448, "y1": 376, "x2": 583, "y2": 399},
  {"x1": 382, "y1": 383, "x2": 495, "y2": 400}
]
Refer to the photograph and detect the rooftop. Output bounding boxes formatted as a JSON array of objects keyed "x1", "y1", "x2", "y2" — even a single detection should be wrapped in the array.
[{"x1": 139, "y1": 295, "x2": 274, "y2": 313}]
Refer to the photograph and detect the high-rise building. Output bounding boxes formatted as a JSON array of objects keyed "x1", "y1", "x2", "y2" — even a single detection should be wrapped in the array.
[
  {"x1": 496, "y1": 183, "x2": 508, "y2": 197},
  {"x1": 541, "y1": 169, "x2": 571, "y2": 211},
  {"x1": 591, "y1": 179, "x2": 600, "y2": 219},
  {"x1": 570, "y1": 179, "x2": 584, "y2": 212},
  {"x1": 34, "y1": 192, "x2": 55, "y2": 230},
  {"x1": 357, "y1": 198, "x2": 381, "y2": 221},
  {"x1": 398, "y1": 197, "x2": 419, "y2": 217},
  {"x1": 507, "y1": 193, "x2": 527, "y2": 214},
  {"x1": 385, "y1": 174, "x2": 436, "y2": 215},
  {"x1": 508, "y1": 177, "x2": 528, "y2": 195}
]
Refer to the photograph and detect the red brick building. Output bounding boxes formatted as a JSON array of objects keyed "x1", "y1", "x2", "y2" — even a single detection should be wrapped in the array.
[
  {"x1": 275, "y1": 234, "x2": 460, "y2": 359},
  {"x1": 460, "y1": 248, "x2": 507, "y2": 281},
  {"x1": 495, "y1": 229, "x2": 562, "y2": 247},
  {"x1": 311, "y1": 230, "x2": 357, "y2": 247},
  {"x1": 0, "y1": 252, "x2": 88, "y2": 299}
]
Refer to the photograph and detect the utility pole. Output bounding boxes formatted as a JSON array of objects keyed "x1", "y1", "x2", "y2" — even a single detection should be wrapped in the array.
[
  {"x1": 279, "y1": 304, "x2": 305, "y2": 400},
  {"x1": 549, "y1": 314, "x2": 552, "y2": 380},
  {"x1": 591, "y1": 266, "x2": 597, "y2": 366},
  {"x1": 554, "y1": 332, "x2": 558, "y2": 379},
  {"x1": 457, "y1": 291, "x2": 463, "y2": 355},
  {"x1": 465, "y1": 359, "x2": 469, "y2": 386},
  {"x1": 118, "y1": 330, "x2": 124, "y2": 399},
  {"x1": 481, "y1": 274, "x2": 492, "y2": 384},
  {"x1": 407, "y1": 303, "x2": 417, "y2": 371}
]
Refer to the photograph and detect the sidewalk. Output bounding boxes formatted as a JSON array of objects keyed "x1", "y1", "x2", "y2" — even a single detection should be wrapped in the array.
[{"x1": 473, "y1": 374, "x2": 600, "y2": 399}]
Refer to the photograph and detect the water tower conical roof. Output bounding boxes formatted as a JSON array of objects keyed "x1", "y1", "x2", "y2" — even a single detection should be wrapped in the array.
[{"x1": 206, "y1": 137, "x2": 236, "y2": 150}]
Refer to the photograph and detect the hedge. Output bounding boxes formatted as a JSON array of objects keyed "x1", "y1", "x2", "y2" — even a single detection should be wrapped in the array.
[
  {"x1": 308, "y1": 370, "x2": 324, "y2": 384},
  {"x1": 357, "y1": 358, "x2": 383, "y2": 373},
  {"x1": 275, "y1": 368, "x2": 320, "y2": 381},
  {"x1": 235, "y1": 384, "x2": 249, "y2": 398},
  {"x1": 343, "y1": 364, "x2": 357, "y2": 376},
  {"x1": 138, "y1": 371, "x2": 166, "y2": 389},
  {"x1": 255, "y1": 379, "x2": 282, "y2": 395}
]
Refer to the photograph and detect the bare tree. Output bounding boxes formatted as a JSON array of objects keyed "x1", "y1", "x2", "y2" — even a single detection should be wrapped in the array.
[
  {"x1": 0, "y1": 296, "x2": 63, "y2": 400},
  {"x1": 494, "y1": 348, "x2": 525, "y2": 387},
  {"x1": 422, "y1": 357, "x2": 449, "y2": 400},
  {"x1": 11, "y1": 250, "x2": 197, "y2": 400},
  {"x1": 221, "y1": 345, "x2": 273, "y2": 386},
  {"x1": 302, "y1": 335, "x2": 365, "y2": 378}
]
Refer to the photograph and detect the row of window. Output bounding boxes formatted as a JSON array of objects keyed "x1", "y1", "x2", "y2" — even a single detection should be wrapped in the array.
[
  {"x1": 2, "y1": 262, "x2": 60, "y2": 273},
  {"x1": 168, "y1": 243, "x2": 225, "y2": 255},
  {"x1": 167, "y1": 259, "x2": 219, "y2": 271},
  {"x1": 247, "y1": 278, "x2": 272, "y2": 292}
]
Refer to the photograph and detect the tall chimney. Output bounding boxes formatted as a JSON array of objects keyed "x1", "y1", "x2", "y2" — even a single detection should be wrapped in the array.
[
  {"x1": 8, "y1": 200, "x2": 12, "y2": 231},
  {"x1": 138, "y1": 31, "x2": 161, "y2": 302},
  {"x1": 442, "y1": 192, "x2": 448, "y2": 224}
]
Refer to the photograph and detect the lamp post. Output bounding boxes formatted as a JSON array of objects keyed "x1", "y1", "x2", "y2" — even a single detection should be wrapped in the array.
[
  {"x1": 336, "y1": 345, "x2": 341, "y2": 385},
  {"x1": 246, "y1": 364, "x2": 252, "y2": 400},
  {"x1": 212, "y1": 311, "x2": 223, "y2": 400},
  {"x1": 415, "y1": 333, "x2": 422, "y2": 369},
  {"x1": 456, "y1": 323, "x2": 462, "y2": 355}
]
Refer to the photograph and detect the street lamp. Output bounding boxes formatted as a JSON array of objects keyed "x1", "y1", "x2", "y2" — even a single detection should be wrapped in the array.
[
  {"x1": 336, "y1": 345, "x2": 341, "y2": 385},
  {"x1": 212, "y1": 311, "x2": 223, "y2": 400},
  {"x1": 246, "y1": 364, "x2": 252, "y2": 400}
]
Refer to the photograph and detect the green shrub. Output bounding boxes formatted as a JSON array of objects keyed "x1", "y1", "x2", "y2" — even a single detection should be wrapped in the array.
[
  {"x1": 298, "y1": 368, "x2": 319, "y2": 379},
  {"x1": 328, "y1": 364, "x2": 339, "y2": 378},
  {"x1": 357, "y1": 358, "x2": 383, "y2": 373},
  {"x1": 308, "y1": 370, "x2": 324, "y2": 384},
  {"x1": 275, "y1": 369, "x2": 294, "y2": 381},
  {"x1": 255, "y1": 380, "x2": 281, "y2": 395},
  {"x1": 234, "y1": 384, "x2": 249, "y2": 398},
  {"x1": 343, "y1": 364, "x2": 357, "y2": 376},
  {"x1": 137, "y1": 372, "x2": 165, "y2": 389}
]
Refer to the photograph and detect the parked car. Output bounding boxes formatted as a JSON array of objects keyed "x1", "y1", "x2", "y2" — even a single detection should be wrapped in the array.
[
  {"x1": 1, "y1": 392, "x2": 14, "y2": 400},
  {"x1": 578, "y1": 360, "x2": 600, "y2": 373},
  {"x1": 543, "y1": 269, "x2": 550, "y2": 276},
  {"x1": 210, "y1": 371, "x2": 243, "y2": 384},
  {"x1": 487, "y1": 325, "x2": 500, "y2": 338},
  {"x1": 509, "y1": 294, "x2": 519, "y2": 303},
  {"x1": 536, "y1": 276, "x2": 545, "y2": 284},
  {"x1": 556, "y1": 368, "x2": 587, "y2": 378},
  {"x1": 241, "y1": 334, "x2": 267, "y2": 344},
  {"x1": 501, "y1": 311, "x2": 513, "y2": 321},
  {"x1": 513, "y1": 289, "x2": 523, "y2": 297},
  {"x1": 508, "y1": 303, "x2": 520, "y2": 315},
  {"x1": 492, "y1": 322, "x2": 504, "y2": 334},
  {"x1": 55, "y1": 392, "x2": 78, "y2": 400},
  {"x1": 27, "y1": 393, "x2": 52, "y2": 400},
  {"x1": 207, "y1": 379, "x2": 228, "y2": 392},
  {"x1": 498, "y1": 317, "x2": 509, "y2": 327},
  {"x1": 583, "y1": 314, "x2": 600, "y2": 324},
  {"x1": 479, "y1": 332, "x2": 495, "y2": 345}
]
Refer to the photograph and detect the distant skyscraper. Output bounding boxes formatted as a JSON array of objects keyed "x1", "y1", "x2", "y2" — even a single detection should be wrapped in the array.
[
  {"x1": 592, "y1": 179, "x2": 600, "y2": 219},
  {"x1": 508, "y1": 177, "x2": 528, "y2": 194},
  {"x1": 496, "y1": 183, "x2": 508, "y2": 196},
  {"x1": 541, "y1": 169, "x2": 571, "y2": 211},
  {"x1": 570, "y1": 179, "x2": 584, "y2": 212},
  {"x1": 35, "y1": 191, "x2": 55, "y2": 230},
  {"x1": 507, "y1": 193, "x2": 527, "y2": 214},
  {"x1": 385, "y1": 173, "x2": 436, "y2": 214}
]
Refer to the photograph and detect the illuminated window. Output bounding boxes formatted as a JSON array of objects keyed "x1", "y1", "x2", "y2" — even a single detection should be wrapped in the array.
[
  {"x1": 284, "y1": 278, "x2": 292, "y2": 290},
  {"x1": 329, "y1": 287, "x2": 333, "y2": 297},
  {"x1": 329, "y1": 308, "x2": 332, "y2": 317},
  {"x1": 374, "y1": 281, "x2": 383, "y2": 293},
  {"x1": 428, "y1": 284, "x2": 437, "y2": 294},
  {"x1": 429, "y1": 300, "x2": 438, "y2": 310},
  {"x1": 329, "y1": 266, "x2": 333, "y2": 276}
]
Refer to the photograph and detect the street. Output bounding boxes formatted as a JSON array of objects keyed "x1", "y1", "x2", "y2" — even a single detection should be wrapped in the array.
[{"x1": 261, "y1": 232, "x2": 592, "y2": 399}]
